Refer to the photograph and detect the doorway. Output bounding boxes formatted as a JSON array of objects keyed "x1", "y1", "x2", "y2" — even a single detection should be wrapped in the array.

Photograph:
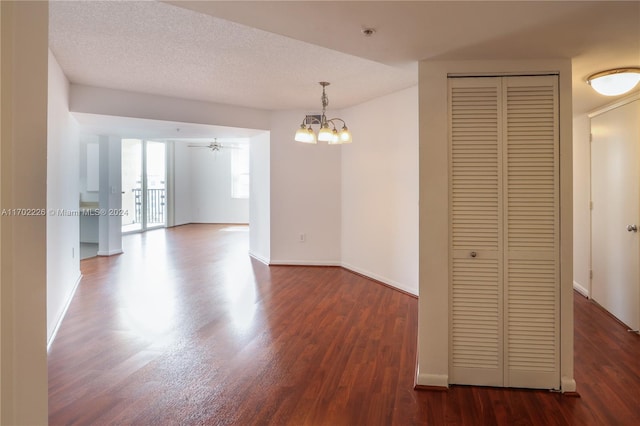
[{"x1": 122, "y1": 139, "x2": 167, "y2": 233}]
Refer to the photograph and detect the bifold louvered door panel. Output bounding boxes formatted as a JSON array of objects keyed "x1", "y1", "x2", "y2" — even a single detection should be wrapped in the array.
[
  {"x1": 449, "y1": 75, "x2": 559, "y2": 389},
  {"x1": 449, "y1": 78, "x2": 504, "y2": 386},
  {"x1": 503, "y1": 76, "x2": 559, "y2": 389}
]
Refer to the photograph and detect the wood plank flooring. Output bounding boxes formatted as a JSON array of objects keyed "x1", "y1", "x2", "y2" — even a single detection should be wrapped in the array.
[{"x1": 48, "y1": 224, "x2": 640, "y2": 425}]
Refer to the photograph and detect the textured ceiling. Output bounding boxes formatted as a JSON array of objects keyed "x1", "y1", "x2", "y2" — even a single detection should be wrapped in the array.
[
  {"x1": 49, "y1": 0, "x2": 640, "y2": 136},
  {"x1": 168, "y1": 0, "x2": 640, "y2": 115},
  {"x1": 49, "y1": 1, "x2": 416, "y2": 112}
]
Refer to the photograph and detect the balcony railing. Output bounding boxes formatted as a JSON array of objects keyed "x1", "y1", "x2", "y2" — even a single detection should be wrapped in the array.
[{"x1": 132, "y1": 188, "x2": 165, "y2": 225}]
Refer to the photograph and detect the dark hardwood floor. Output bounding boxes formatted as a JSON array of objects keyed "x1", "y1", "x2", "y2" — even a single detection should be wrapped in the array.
[{"x1": 48, "y1": 224, "x2": 640, "y2": 425}]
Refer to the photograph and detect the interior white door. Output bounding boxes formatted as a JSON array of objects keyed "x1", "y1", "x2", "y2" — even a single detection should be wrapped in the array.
[{"x1": 591, "y1": 98, "x2": 640, "y2": 332}]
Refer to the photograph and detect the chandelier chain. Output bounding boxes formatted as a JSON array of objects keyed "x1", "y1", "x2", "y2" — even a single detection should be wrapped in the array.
[{"x1": 321, "y1": 85, "x2": 329, "y2": 112}]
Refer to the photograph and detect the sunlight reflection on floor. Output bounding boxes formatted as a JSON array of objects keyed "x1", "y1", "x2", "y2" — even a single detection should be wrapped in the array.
[
  {"x1": 120, "y1": 279, "x2": 176, "y2": 338},
  {"x1": 222, "y1": 253, "x2": 258, "y2": 333},
  {"x1": 114, "y1": 225, "x2": 259, "y2": 342},
  {"x1": 118, "y1": 230, "x2": 176, "y2": 340}
]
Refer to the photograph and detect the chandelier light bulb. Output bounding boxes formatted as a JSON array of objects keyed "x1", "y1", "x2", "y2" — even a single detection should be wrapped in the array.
[
  {"x1": 308, "y1": 127, "x2": 317, "y2": 144},
  {"x1": 328, "y1": 129, "x2": 340, "y2": 145},
  {"x1": 294, "y1": 123, "x2": 317, "y2": 143},
  {"x1": 295, "y1": 124, "x2": 310, "y2": 143},
  {"x1": 318, "y1": 125, "x2": 334, "y2": 142},
  {"x1": 339, "y1": 126, "x2": 352, "y2": 144}
]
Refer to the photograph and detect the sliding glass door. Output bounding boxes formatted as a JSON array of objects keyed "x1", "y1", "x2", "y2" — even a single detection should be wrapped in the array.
[
  {"x1": 122, "y1": 139, "x2": 166, "y2": 233},
  {"x1": 122, "y1": 139, "x2": 142, "y2": 233},
  {"x1": 145, "y1": 141, "x2": 166, "y2": 229}
]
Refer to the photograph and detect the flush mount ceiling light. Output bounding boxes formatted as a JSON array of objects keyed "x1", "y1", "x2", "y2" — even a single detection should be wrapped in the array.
[
  {"x1": 587, "y1": 67, "x2": 640, "y2": 96},
  {"x1": 294, "y1": 82, "x2": 352, "y2": 145}
]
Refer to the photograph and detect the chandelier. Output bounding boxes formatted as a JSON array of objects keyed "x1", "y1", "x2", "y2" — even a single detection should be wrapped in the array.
[
  {"x1": 294, "y1": 82, "x2": 352, "y2": 144},
  {"x1": 587, "y1": 67, "x2": 640, "y2": 96}
]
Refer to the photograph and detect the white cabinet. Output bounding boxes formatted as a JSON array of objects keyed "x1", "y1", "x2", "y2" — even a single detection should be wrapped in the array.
[{"x1": 449, "y1": 75, "x2": 560, "y2": 389}]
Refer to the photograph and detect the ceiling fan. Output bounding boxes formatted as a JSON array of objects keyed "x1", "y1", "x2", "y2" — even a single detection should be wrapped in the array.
[{"x1": 188, "y1": 138, "x2": 239, "y2": 152}]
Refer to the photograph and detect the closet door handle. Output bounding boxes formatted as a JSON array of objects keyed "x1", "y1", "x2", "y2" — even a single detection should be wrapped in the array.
[
  {"x1": 627, "y1": 224, "x2": 638, "y2": 232},
  {"x1": 470, "y1": 251, "x2": 477, "y2": 258}
]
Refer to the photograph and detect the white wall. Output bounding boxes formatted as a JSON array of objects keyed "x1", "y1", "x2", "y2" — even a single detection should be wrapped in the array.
[
  {"x1": 0, "y1": 2, "x2": 49, "y2": 423},
  {"x1": 79, "y1": 134, "x2": 100, "y2": 204},
  {"x1": 98, "y1": 135, "x2": 123, "y2": 256},
  {"x1": 249, "y1": 132, "x2": 271, "y2": 263},
  {"x1": 79, "y1": 134, "x2": 99, "y2": 243},
  {"x1": 173, "y1": 141, "x2": 250, "y2": 224},
  {"x1": 269, "y1": 110, "x2": 342, "y2": 264},
  {"x1": 174, "y1": 141, "x2": 192, "y2": 226},
  {"x1": 70, "y1": 84, "x2": 271, "y2": 131},
  {"x1": 47, "y1": 50, "x2": 81, "y2": 345},
  {"x1": 340, "y1": 86, "x2": 419, "y2": 295},
  {"x1": 573, "y1": 114, "x2": 591, "y2": 297},
  {"x1": 189, "y1": 142, "x2": 250, "y2": 224}
]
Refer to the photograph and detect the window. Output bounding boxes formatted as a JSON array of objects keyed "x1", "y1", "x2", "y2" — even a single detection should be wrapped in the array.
[{"x1": 231, "y1": 144, "x2": 250, "y2": 199}]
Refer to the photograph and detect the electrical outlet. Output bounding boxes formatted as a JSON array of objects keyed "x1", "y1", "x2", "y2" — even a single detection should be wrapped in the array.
[{"x1": 299, "y1": 233, "x2": 306, "y2": 242}]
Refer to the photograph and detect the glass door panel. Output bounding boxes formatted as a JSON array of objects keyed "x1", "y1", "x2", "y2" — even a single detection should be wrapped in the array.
[
  {"x1": 121, "y1": 139, "x2": 165, "y2": 233},
  {"x1": 146, "y1": 141, "x2": 166, "y2": 229},
  {"x1": 122, "y1": 139, "x2": 142, "y2": 233}
]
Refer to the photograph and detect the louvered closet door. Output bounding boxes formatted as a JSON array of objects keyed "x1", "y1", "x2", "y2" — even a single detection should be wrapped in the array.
[
  {"x1": 449, "y1": 77, "x2": 504, "y2": 386},
  {"x1": 449, "y1": 75, "x2": 560, "y2": 389},
  {"x1": 503, "y1": 76, "x2": 559, "y2": 389}
]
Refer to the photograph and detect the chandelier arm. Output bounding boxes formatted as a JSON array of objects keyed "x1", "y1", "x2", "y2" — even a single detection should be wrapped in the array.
[{"x1": 327, "y1": 118, "x2": 347, "y2": 128}]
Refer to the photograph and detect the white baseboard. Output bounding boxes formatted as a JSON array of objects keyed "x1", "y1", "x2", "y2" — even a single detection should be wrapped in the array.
[
  {"x1": 573, "y1": 281, "x2": 589, "y2": 298},
  {"x1": 97, "y1": 249, "x2": 123, "y2": 256},
  {"x1": 561, "y1": 376, "x2": 577, "y2": 393},
  {"x1": 416, "y1": 373, "x2": 449, "y2": 388},
  {"x1": 341, "y1": 262, "x2": 418, "y2": 296},
  {"x1": 47, "y1": 273, "x2": 82, "y2": 352},
  {"x1": 268, "y1": 259, "x2": 341, "y2": 266},
  {"x1": 266, "y1": 260, "x2": 418, "y2": 296},
  {"x1": 248, "y1": 251, "x2": 270, "y2": 265}
]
